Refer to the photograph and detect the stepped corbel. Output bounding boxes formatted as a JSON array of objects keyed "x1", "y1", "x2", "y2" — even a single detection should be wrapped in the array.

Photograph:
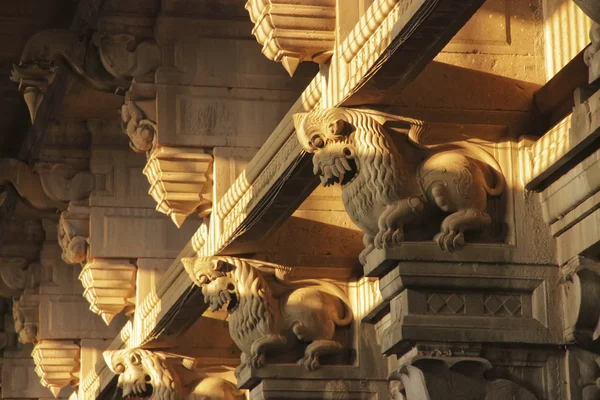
[
  {"x1": 103, "y1": 347, "x2": 244, "y2": 400},
  {"x1": 32, "y1": 340, "x2": 80, "y2": 398},
  {"x1": 11, "y1": 29, "x2": 161, "y2": 123},
  {"x1": 245, "y1": 0, "x2": 335, "y2": 76},
  {"x1": 79, "y1": 259, "x2": 136, "y2": 325}
]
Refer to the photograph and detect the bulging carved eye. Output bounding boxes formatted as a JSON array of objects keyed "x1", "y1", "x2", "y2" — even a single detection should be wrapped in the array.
[
  {"x1": 115, "y1": 363, "x2": 125, "y2": 374},
  {"x1": 311, "y1": 135, "x2": 325, "y2": 149},
  {"x1": 328, "y1": 119, "x2": 345, "y2": 136},
  {"x1": 130, "y1": 353, "x2": 141, "y2": 365}
]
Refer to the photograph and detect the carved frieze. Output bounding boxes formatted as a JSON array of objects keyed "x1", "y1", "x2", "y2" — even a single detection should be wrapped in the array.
[
  {"x1": 103, "y1": 348, "x2": 244, "y2": 400},
  {"x1": 79, "y1": 259, "x2": 137, "y2": 325},
  {"x1": 144, "y1": 146, "x2": 213, "y2": 228},
  {"x1": 182, "y1": 256, "x2": 353, "y2": 373},
  {"x1": 32, "y1": 339, "x2": 80, "y2": 398},
  {"x1": 294, "y1": 108, "x2": 505, "y2": 264},
  {"x1": 245, "y1": 0, "x2": 336, "y2": 76}
]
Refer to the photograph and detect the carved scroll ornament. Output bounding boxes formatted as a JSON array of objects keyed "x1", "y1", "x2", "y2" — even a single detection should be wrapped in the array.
[
  {"x1": 103, "y1": 348, "x2": 244, "y2": 400},
  {"x1": 293, "y1": 108, "x2": 505, "y2": 264},
  {"x1": 182, "y1": 256, "x2": 353, "y2": 374}
]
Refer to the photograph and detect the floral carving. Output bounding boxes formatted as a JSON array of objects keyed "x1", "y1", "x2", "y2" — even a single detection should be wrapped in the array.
[
  {"x1": 103, "y1": 348, "x2": 244, "y2": 400},
  {"x1": 182, "y1": 256, "x2": 353, "y2": 373},
  {"x1": 293, "y1": 108, "x2": 505, "y2": 263}
]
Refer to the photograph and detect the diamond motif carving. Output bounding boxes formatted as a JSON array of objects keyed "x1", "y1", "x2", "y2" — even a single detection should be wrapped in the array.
[
  {"x1": 484, "y1": 295, "x2": 522, "y2": 316},
  {"x1": 426, "y1": 293, "x2": 465, "y2": 314}
]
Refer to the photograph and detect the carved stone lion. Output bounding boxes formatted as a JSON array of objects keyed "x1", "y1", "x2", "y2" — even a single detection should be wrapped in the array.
[
  {"x1": 104, "y1": 348, "x2": 244, "y2": 400},
  {"x1": 182, "y1": 256, "x2": 353, "y2": 373},
  {"x1": 293, "y1": 108, "x2": 505, "y2": 262}
]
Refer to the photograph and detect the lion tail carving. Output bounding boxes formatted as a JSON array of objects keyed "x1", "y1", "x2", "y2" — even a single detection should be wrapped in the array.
[
  {"x1": 284, "y1": 278, "x2": 354, "y2": 326},
  {"x1": 403, "y1": 118, "x2": 505, "y2": 197}
]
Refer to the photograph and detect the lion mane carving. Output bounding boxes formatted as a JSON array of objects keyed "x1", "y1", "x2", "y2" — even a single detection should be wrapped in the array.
[
  {"x1": 182, "y1": 256, "x2": 353, "y2": 373},
  {"x1": 293, "y1": 107, "x2": 505, "y2": 263},
  {"x1": 104, "y1": 348, "x2": 244, "y2": 400}
]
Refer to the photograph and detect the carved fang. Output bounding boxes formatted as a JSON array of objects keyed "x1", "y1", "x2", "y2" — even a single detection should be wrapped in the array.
[{"x1": 23, "y1": 87, "x2": 43, "y2": 123}]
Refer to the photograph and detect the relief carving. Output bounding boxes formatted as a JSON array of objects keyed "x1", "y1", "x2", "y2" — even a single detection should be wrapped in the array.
[
  {"x1": 391, "y1": 358, "x2": 537, "y2": 400},
  {"x1": 11, "y1": 29, "x2": 160, "y2": 122},
  {"x1": 182, "y1": 256, "x2": 353, "y2": 373},
  {"x1": 121, "y1": 94, "x2": 156, "y2": 153},
  {"x1": 294, "y1": 108, "x2": 505, "y2": 263},
  {"x1": 13, "y1": 293, "x2": 39, "y2": 344},
  {"x1": 103, "y1": 348, "x2": 244, "y2": 400},
  {"x1": 562, "y1": 259, "x2": 600, "y2": 346},
  {"x1": 58, "y1": 205, "x2": 90, "y2": 265}
]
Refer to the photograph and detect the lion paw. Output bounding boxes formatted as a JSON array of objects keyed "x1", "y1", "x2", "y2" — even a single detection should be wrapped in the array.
[
  {"x1": 433, "y1": 231, "x2": 465, "y2": 252},
  {"x1": 297, "y1": 355, "x2": 320, "y2": 372},
  {"x1": 247, "y1": 353, "x2": 265, "y2": 369},
  {"x1": 374, "y1": 229, "x2": 404, "y2": 250}
]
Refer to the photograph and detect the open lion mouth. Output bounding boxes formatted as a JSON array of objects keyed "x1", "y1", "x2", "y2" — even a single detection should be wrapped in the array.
[
  {"x1": 207, "y1": 290, "x2": 238, "y2": 312},
  {"x1": 120, "y1": 383, "x2": 153, "y2": 400},
  {"x1": 315, "y1": 157, "x2": 358, "y2": 187}
]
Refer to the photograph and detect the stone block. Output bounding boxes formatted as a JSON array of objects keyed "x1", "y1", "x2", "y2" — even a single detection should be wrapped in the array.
[
  {"x1": 156, "y1": 85, "x2": 298, "y2": 148},
  {"x1": 89, "y1": 207, "x2": 200, "y2": 259},
  {"x1": 90, "y1": 147, "x2": 155, "y2": 209}
]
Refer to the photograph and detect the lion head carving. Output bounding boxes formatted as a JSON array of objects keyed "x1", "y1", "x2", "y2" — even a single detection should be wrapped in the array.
[
  {"x1": 293, "y1": 108, "x2": 409, "y2": 227},
  {"x1": 104, "y1": 348, "x2": 244, "y2": 400},
  {"x1": 104, "y1": 348, "x2": 179, "y2": 400}
]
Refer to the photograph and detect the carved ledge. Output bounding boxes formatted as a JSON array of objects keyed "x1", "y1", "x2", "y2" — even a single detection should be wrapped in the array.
[
  {"x1": 144, "y1": 146, "x2": 213, "y2": 228},
  {"x1": 58, "y1": 204, "x2": 90, "y2": 265},
  {"x1": 294, "y1": 108, "x2": 505, "y2": 265},
  {"x1": 32, "y1": 339, "x2": 80, "y2": 398},
  {"x1": 182, "y1": 256, "x2": 353, "y2": 374},
  {"x1": 79, "y1": 259, "x2": 137, "y2": 325},
  {"x1": 103, "y1": 348, "x2": 244, "y2": 400},
  {"x1": 13, "y1": 292, "x2": 40, "y2": 344},
  {"x1": 245, "y1": 0, "x2": 336, "y2": 76}
]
